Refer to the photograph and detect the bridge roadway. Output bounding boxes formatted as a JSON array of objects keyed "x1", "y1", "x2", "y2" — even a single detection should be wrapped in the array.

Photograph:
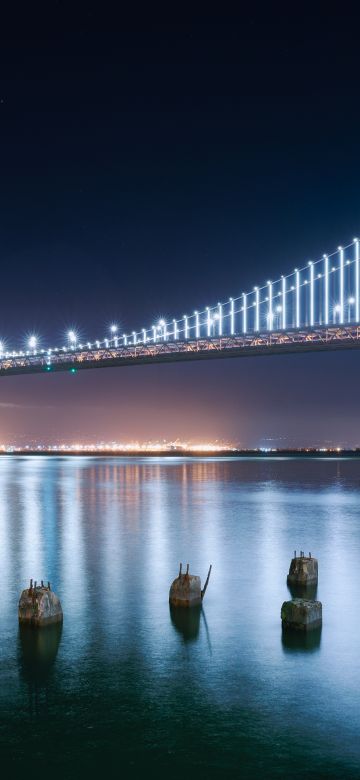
[{"x1": 0, "y1": 325, "x2": 360, "y2": 376}]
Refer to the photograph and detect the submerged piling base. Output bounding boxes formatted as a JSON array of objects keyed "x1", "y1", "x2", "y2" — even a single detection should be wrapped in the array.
[{"x1": 281, "y1": 598, "x2": 322, "y2": 632}]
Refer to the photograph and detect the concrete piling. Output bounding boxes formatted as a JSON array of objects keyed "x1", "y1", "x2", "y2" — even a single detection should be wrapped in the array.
[
  {"x1": 169, "y1": 563, "x2": 212, "y2": 608},
  {"x1": 19, "y1": 581, "x2": 63, "y2": 627},
  {"x1": 287, "y1": 553, "x2": 318, "y2": 586},
  {"x1": 281, "y1": 598, "x2": 322, "y2": 631}
]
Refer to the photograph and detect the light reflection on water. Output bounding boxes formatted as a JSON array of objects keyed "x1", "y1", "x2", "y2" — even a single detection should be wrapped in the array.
[{"x1": 0, "y1": 456, "x2": 360, "y2": 777}]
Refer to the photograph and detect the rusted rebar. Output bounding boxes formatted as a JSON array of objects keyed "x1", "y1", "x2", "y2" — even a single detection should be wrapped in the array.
[{"x1": 201, "y1": 564, "x2": 212, "y2": 600}]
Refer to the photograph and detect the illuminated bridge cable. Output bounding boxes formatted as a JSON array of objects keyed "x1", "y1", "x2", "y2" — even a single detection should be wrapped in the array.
[{"x1": 0, "y1": 237, "x2": 359, "y2": 372}]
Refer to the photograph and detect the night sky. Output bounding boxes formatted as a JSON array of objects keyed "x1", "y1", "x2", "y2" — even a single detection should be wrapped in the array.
[{"x1": 0, "y1": 6, "x2": 359, "y2": 446}]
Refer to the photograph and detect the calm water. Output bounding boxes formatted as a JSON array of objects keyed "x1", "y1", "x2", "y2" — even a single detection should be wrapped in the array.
[{"x1": 1, "y1": 456, "x2": 360, "y2": 778}]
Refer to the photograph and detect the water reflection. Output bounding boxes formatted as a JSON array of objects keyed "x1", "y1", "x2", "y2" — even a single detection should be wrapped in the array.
[
  {"x1": 0, "y1": 456, "x2": 360, "y2": 777},
  {"x1": 170, "y1": 604, "x2": 201, "y2": 642},
  {"x1": 287, "y1": 582, "x2": 318, "y2": 600},
  {"x1": 281, "y1": 625, "x2": 322, "y2": 653},
  {"x1": 18, "y1": 623, "x2": 63, "y2": 714}
]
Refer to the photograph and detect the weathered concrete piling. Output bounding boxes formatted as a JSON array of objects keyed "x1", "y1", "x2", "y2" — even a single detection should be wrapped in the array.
[
  {"x1": 281, "y1": 598, "x2": 322, "y2": 631},
  {"x1": 169, "y1": 563, "x2": 212, "y2": 607},
  {"x1": 19, "y1": 580, "x2": 63, "y2": 627},
  {"x1": 287, "y1": 551, "x2": 318, "y2": 586}
]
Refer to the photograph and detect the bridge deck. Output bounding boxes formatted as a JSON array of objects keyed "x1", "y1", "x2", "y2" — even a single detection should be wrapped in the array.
[{"x1": 0, "y1": 325, "x2": 359, "y2": 376}]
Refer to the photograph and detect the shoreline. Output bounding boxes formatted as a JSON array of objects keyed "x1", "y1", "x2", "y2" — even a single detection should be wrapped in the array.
[{"x1": 1, "y1": 449, "x2": 360, "y2": 459}]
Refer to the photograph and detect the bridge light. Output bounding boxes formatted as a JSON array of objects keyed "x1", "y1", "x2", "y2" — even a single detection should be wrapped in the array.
[
  {"x1": 323, "y1": 254, "x2": 329, "y2": 325},
  {"x1": 184, "y1": 315, "x2": 189, "y2": 339},
  {"x1": 334, "y1": 303, "x2": 341, "y2": 324},
  {"x1": 142, "y1": 328, "x2": 147, "y2": 343},
  {"x1": 110, "y1": 324, "x2": 118, "y2": 333},
  {"x1": 132, "y1": 331, "x2": 137, "y2": 345},
  {"x1": 295, "y1": 269, "x2": 300, "y2": 327},
  {"x1": 267, "y1": 281, "x2": 273, "y2": 331},
  {"x1": 28, "y1": 335, "x2": 37, "y2": 351},
  {"x1": 124, "y1": 334, "x2": 128, "y2": 346},
  {"x1": 230, "y1": 298, "x2": 234, "y2": 334},
  {"x1": 206, "y1": 307, "x2": 211, "y2": 337},
  {"x1": 173, "y1": 319, "x2": 178, "y2": 339},
  {"x1": 0, "y1": 341, "x2": 4, "y2": 356},
  {"x1": 195, "y1": 311, "x2": 200, "y2": 338},
  {"x1": 158, "y1": 319, "x2": 167, "y2": 340},
  {"x1": 309, "y1": 261, "x2": 314, "y2": 327},
  {"x1": 68, "y1": 330, "x2": 77, "y2": 350},
  {"x1": 354, "y1": 238, "x2": 360, "y2": 322},
  {"x1": 217, "y1": 303, "x2": 223, "y2": 336},
  {"x1": 281, "y1": 276, "x2": 286, "y2": 329},
  {"x1": 339, "y1": 246, "x2": 344, "y2": 323},
  {"x1": 253, "y1": 287, "x2": 259, "y2": 331}
]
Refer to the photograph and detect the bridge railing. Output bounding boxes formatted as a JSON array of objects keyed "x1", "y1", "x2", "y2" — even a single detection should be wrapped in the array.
[{"x1": 1, "y1": 325, "x2": 360, "y2": 375}]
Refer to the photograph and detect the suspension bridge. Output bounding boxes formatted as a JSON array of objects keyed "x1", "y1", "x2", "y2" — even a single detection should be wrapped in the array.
[{"x1": 1, "y1": 238, "x2": 360, "y2": 376}]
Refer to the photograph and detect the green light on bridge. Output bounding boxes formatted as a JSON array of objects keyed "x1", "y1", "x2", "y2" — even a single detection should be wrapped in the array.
[{"x1": 70, "y1": 367, "x2": 77, "y2": 374}]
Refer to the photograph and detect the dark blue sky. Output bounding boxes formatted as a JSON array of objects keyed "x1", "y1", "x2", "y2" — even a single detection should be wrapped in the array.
[{"x1": 0, "y1": 6, "x2": 359, "y2": 446}]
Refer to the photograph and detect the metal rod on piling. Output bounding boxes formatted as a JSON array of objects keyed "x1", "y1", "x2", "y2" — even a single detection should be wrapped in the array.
[{"x1": 201, "y1": 565, "x2": 212, "y2": 600}]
